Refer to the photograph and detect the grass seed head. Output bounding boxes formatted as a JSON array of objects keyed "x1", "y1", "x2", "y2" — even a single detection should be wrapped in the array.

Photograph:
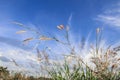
[
  {"x1": 39, "y1": 36, "x2": 53, "y2": 40},
  {"x1": 57, "y1": 25, "x2": 64, "y2": 30},
  {"x1": 16, "y1": 30, "x2": 27, "y2": 34},
  {"x1": 96, "y1": 28, "x2": 100, "y2": 34},
  {"x1": 23, "y1": 37, "x2": 33, "y2": 43}
]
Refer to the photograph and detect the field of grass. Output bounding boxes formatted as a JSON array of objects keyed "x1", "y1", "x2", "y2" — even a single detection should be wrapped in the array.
[{"x1": 0, "y1": 23, "x2": 120, "y2": 80}]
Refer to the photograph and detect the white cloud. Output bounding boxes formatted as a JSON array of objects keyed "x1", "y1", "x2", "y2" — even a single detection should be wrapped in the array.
[
  {"x1": 98, "y1": 15, "x2": 120, "y2": 27},
  {"x1": 97, "y1": 2, "x2": 120, "y2": 29}
]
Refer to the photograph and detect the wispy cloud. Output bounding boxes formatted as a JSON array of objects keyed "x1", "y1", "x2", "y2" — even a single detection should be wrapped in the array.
[
  {"x1": 0, "y1": 36, "x2": 31, "y2": 50},
  {"x1": 97, "y1": 2, "x2": 120, "y2": 29}
]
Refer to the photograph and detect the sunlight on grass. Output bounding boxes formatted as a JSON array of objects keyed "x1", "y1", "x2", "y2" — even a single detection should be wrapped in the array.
[{"x1": 0, "y1": 22, "x2": 120, "y2": 80}]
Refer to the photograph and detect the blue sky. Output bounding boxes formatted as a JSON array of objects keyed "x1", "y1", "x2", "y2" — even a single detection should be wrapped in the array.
[
  {"x1": 0, "y1": 0, "x2": 120, "y2": 73},
  {"x1": 0, "y1": 0, "x2": 120, "y2": 54}
]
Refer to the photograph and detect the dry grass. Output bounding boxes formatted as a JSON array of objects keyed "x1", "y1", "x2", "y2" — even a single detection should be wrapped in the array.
[{"x1": 0, "y1": 22, "x2": 120, "y2": 80}]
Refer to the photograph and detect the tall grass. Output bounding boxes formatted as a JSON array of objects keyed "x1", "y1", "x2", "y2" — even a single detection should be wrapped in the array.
[{"x1": 0, "y1": 22, "x2": 120, "y2": 80}]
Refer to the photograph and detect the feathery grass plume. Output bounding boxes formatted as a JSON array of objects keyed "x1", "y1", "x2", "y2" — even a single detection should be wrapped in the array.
[
  {"x1": 12, "y1": 21, "x2": 24, "y2": 26},
  {"x1": 83, "y1": 27, "x2": 120, "y2": 80},
  {"x1": 23, "y1": 37, "x2": 33, "y2": 43},
  {"x1": 16, "y1": 30, "x2": 27, "y2": 34},
  {"x1": 39, "y1": 36, "x2": 53, "y2": 40},
  {"x1": 13, "y1": 21, "x2": 40, "y2": 35},
  {"x1": 89, "y1": 31, "x2": 120, "y2": 80},
  {"x1": 57, "y1": 25, "x2": 64, "y2": 30}
]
